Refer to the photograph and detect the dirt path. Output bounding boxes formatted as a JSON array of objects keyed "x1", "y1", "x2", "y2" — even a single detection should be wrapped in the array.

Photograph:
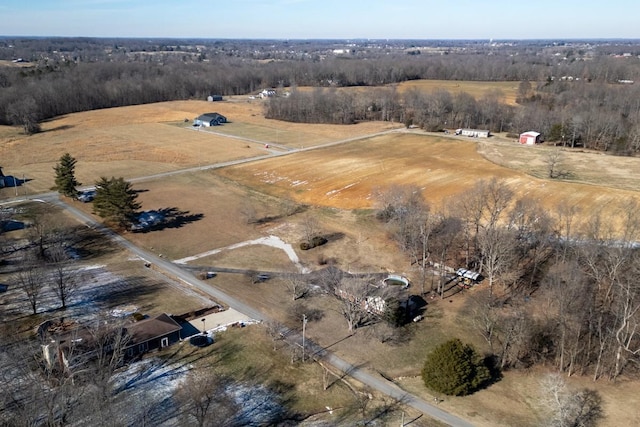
[{"x1": 174, "y1": 235, "x2": 309, "y2": 273}]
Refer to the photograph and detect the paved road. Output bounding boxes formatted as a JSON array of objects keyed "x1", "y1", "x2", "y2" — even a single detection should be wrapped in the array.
[{"x1": 2, "y1": 128, "x2": 475, "y2": 427}]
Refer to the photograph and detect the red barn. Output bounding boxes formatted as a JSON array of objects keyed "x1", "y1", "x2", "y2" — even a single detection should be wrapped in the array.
[{"x1": 519, "y1": 131, "x2": 541, "y2": 145}]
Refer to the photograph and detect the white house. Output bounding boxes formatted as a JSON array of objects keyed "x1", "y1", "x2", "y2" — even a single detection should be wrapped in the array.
[
  {"x1": 519, "y1": 131, "x2": 541, "y2": 145},
  {"x1": 455, "y1": 128, "x2": 491, "y2": 138},
  {"x1": 258, "y1": 89, "x2": 277, "y2": 99}
]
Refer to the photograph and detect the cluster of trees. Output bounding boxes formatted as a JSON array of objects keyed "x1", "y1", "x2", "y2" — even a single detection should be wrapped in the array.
[
  {"x1": 53, "y1": 153, "x2": 140, "y2": 229},
  {"x1": 377, "y1": 182, "x2": 640, "y2": 381},
  {"x1": 420, "y1": 340, "x2": 602, "y2": 426},
  {"x1": 11, "y1": 208, "x2": 80, "y2": 314},
  {"x1": 0, "y1": 321, "x2": 136, "y2": 426},
  {"x1": 266, "y1": 79, "x2": 640, "y2": 154}
]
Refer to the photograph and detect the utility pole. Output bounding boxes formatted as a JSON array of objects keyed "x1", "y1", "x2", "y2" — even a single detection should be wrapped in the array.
[{"x1": 302, "y1": 313, "x2": 307, "y2": 362}]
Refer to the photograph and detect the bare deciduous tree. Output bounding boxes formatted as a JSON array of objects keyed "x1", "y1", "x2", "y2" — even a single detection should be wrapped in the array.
[
  {"x1": 26, "y1": 209, "x2": 64, "y2": 260},
  {"x1": 283, "y1": 272, "x2": 309, "y2": 301},
  {"x1": 477, "y1": 227, "x2": 518, "y2": 296},
  {"x1": 468, "y1": 289, "x2": 501, "y2": 353},
  {"x1": 541, "y1": 260, "x2": 593, "y2": 375},
  {"x1": 176, "y1": 370, "x2": 239, "y2": 427},
  {"x1": 15, "y1": 264, "x2": 46, "y2": 314},
  {"x1": 87, "y1": 320, "x2": 131, "y2": 399},
  {"x1": 47, "y1": 245, "x2": 79, "y2": 310},
  {"x1": 301, "y1": 213, "x2": 320, "y2": 245},
  {"x1": 264, "y1": 321, "x2": 285, "y2": 351},
  {"x1": 538, "y1": 374, "x2": 603, "y2": 427},
  {"x1": 239, "y1": 200, "x2": 257, "y2": 224},
  {"x1": 547, "y1": 148, "x2": 567, "y2": 179},
  {"x1": 335, "y1": 278, "x2": 372, "y2": 332}
]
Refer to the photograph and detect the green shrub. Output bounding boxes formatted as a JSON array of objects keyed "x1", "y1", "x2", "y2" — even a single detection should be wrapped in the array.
[
  {"x1": 421, "y1": 339, "x2": 490, "y2": 396},
  {"x1": 300, "y1": 236, "x2": 328, "y2": 251},
  {"x1": 131, "y1": 312, "x2": 145, "y2": 322}
]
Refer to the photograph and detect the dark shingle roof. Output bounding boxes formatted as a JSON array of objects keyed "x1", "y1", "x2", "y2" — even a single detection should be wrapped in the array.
[{"x1": 126, "y1": 313, "x2": 181, "y2": 344}]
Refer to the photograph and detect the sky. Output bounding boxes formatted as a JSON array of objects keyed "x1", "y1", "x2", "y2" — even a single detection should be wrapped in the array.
[{"x1": 1, "y1": 0, "x2": 639, "y2": 40}]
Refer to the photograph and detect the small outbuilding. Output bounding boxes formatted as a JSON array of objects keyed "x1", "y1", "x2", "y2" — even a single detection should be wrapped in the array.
[
  {"x1": 519, "y1": 131, "x2": 541, "y2": 145},
  {"x1": 193, "y1": 113, "x2": 227, "y2": 127},
  {"x1": 207, "y1": 95, "x2": 223, "y2": 102},
  {"x1": 455, "y1": 268, "x2": 483, "y2": 288},
  {"x1": 455, "y1": 128, "x2": 491, "y2": 138},
  {"x1": 258, "y1": 89, "x2": 277, "y2": 99}
]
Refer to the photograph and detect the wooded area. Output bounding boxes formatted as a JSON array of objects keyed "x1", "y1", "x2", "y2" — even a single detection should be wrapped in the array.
[
  {"x1": 377, "y1": 181, "x2": 640, "y2": 381},
  {"x1": 2, "y1": 37, "x2": 640, "y2": 153}
]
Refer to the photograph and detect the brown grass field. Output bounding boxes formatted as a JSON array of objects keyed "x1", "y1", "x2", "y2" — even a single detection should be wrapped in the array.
[
  {"x1": 395, "y1": 79, "x2": 522, "y2": 105},
  {"x1": 216, "y1": 131, "x2": 640, "y2": 234},
  {"x1": 3, "y1": 95, "x2": 640, "y2": 426},
  {"x1": 0, "y1": 99, "x2": 397, "y2": 194},
  {"x1": 296, "y1": 79, "x2": 521, "y2": 105}
]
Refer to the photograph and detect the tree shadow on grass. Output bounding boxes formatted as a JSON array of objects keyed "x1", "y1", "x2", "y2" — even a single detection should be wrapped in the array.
[
  {"x1": 479, "y1": 354, "x2": 503, "y2": 390},
  {"x1": 43, "y1": 124, "x2": 74, "y2": 133},
  {"x1": 71, "y1": 276, "x2": 165, "y2": 312},
  {"x1": 137, "y1": 207, "x2": 204, "y2": 232},
  {"x1": 116, "y1": 342, "x2": 232, "y2": 393},
  {"x1": 253, "y1": 204, "x2": 309, "y2": 225},
  {"x1": 154, "y1": 208, "x2": 204, "y2": 230},
  {"x1": 324, "y1": 231, "x2": 346, "y2": 242},
  {"x1": 67, "y1": 224, "x2": 121, "y2": 260}
]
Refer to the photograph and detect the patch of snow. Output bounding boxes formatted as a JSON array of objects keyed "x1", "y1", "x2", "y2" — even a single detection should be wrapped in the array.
[
  {"x1": 78, "y1": 264, "x2": 106, "y2": 271},
  {"x1": 326, "y1": 182, "x2": 357, "y2": 197},
  {"x1": 109, "y1": 305, "x2": 139, "y2": 318}
]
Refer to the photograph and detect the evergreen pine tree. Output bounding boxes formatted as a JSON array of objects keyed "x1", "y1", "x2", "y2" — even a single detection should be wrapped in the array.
[
  {"x1": 421, "y1": 338, "x2": 491, "y2": 396},
  {"x1": 53, "y1": 153, "x2": 81, "y2": 198},
  {"x1": 92, "y1": 176, "x2": 140, "y2": 229}
]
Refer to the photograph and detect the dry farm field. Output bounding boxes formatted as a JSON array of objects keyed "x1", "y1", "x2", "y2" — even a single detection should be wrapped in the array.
[
  {"x1": 295, "y1": 79, "x2": 522, "y2": 106},
  {"x1": 395, "y1": 79, "x2": 522, "y2": 105},
  {"x1": 0, "y1": 99, "x2": 397, "y2": 194},
  {"x1": 216, "y1": 131, "x2": 640, "y2": 233}
]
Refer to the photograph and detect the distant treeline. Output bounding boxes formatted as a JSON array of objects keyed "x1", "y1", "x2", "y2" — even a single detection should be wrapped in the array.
[
  {"x1": 267, "y1": 80, "x2": 640, "y2": 154},
  {"x1": 2, "y1": 39, "x2": 640, "y2": 153}
]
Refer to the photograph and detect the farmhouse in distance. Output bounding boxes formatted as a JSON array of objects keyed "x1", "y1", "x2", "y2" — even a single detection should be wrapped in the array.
[{"x1": 193, "y1": 112, "x2": 227, "y2": 127}]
